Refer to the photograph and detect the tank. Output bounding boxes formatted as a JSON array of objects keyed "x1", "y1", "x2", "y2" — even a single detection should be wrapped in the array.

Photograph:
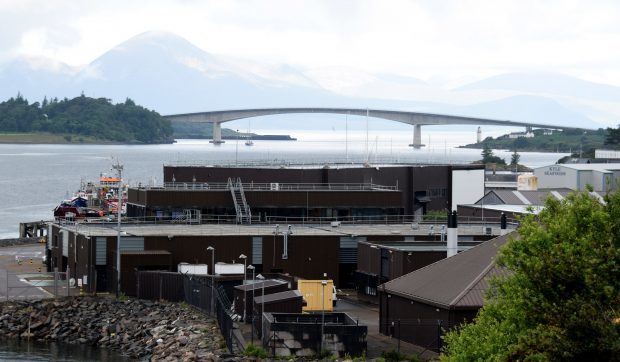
[
  {"x1": 178, "y1": 262, "x2": 209, "y2": 275},
  {"x1": 214, "y1": 262, "x2": 244, "y2": 275}
]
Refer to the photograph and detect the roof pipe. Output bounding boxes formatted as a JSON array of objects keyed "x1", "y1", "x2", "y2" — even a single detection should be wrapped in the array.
[{"x1": 447, "y1": 210, "x2": 458, "y2": 258}]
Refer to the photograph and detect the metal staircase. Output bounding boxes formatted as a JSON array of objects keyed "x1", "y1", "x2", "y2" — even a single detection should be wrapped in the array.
[{"x1": 228, "y1": 177, "x2": 252, "y2": 224}]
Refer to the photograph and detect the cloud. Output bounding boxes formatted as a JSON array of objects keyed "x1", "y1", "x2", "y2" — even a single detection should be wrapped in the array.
[{"x1": 0, "y1": 0, "x2": 619, "y2": 86}]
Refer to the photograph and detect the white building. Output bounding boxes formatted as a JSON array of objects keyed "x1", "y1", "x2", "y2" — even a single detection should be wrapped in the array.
[{"x1": 533, "y1": 163, "x2": 620, "y2": 192}]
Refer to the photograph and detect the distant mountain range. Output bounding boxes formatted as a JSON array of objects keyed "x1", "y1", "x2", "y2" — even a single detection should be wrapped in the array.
[{"x1": 1, "y1": 31, "x2": 618, "y2": 131}]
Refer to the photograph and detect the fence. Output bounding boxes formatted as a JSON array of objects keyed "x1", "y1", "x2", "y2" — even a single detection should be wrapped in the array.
[
  {"x1": 1, "y1": 269, "x2": 76, "y2": 301},
  {"x1": 136, "y1": 271, "x2": 240, "y2": 353}
]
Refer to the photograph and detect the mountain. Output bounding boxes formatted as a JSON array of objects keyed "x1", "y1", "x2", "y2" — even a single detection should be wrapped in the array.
[
  {"x1": 457, "y1": 72, "x2": 620, "y2": 102},
  {"x1": 0, "y1": 31, "x2": 609, "y2": 132},
  {"x1": 444, "y1": 95, "x2": 601, "y2": 129},
  {"x1": 0, "y1": 55, "x2": 78, "y2": 102}
]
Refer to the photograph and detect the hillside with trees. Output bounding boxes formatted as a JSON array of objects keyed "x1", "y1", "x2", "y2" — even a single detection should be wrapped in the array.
[
  {"x1": 461, "y1": 128, "x2": 608, "y2": 153},
  {"x1": 0, "y1": 94, "x2": 173, "y2": 143}
]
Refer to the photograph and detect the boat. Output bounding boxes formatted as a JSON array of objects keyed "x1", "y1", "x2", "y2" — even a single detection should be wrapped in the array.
[
  {"x1": 53, "y1": 173, "x2": 127, "y2": 220},
  {"x1": 245, "y1": 120, "x2": 254, "y2": 146}
]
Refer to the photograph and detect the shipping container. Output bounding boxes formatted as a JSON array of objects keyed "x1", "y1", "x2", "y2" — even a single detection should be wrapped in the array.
[{"x1": 298, "y1": 280, "x2": 334, "y2": 312}]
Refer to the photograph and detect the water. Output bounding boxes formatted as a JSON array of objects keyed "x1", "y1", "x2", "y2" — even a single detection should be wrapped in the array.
[
  {"x1": 0, "y1": 339, "x2": 129, "y2": 361},
  {"x1": 0, "y1": 131, "x2": 568, "y2": 238}
]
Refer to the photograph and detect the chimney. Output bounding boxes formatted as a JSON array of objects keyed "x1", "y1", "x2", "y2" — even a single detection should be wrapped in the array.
[
  {"x1": 500, "y1": 213, "x2": 508, "y2": 235},
  {"x1": 447, "y1": 210, "x2": 458, "y2": 257}
]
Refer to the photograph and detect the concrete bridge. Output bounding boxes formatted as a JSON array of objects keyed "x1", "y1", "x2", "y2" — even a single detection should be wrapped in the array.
[{"x1": 164, "y1": 107, "x2": 588, "y2": 148}]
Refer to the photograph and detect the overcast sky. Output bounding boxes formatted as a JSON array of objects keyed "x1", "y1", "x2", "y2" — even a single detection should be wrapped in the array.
[{"x1": 2, "y1": 0, "x2": 620, "y2": 86}]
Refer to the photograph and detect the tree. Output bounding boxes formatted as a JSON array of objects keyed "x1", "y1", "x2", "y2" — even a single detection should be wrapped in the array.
[
  {"x1": 442, "y1": 189, "x2": 620, "y2": 361},
  {"x1": 605, "y1": 125, "x2": 620, "y2": 149},
  {"x1": 481, "y1": 143, "x2": 493, "y2": 160},
  {"x1": 510, "y1": 149, "x2": 520, "y2": 166},
  {"x1": 480, "y1": 143, "x2": 506, "y2": 165}
]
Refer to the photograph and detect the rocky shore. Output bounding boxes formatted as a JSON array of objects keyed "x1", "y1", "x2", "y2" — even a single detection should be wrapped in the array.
[
  {"x1": 0, "y1": 237, "x2": 41, "y2": 247},
  {"x1": 0, "y1": 297, "x2": 229, "y2": 361}
]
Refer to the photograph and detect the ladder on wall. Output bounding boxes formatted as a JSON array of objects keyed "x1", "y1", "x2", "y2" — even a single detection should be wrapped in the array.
[{"x1": 228, "y1": 177, "x2": 252, "y2": 224}]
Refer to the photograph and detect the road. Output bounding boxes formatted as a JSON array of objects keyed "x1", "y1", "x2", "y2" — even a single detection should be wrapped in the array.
[
  {"x1": 335, "y1": 294, "x2": 439, "y2": 360},
  {"x1": 0, "y1": 243, "x2": 53, "y2": 300}
]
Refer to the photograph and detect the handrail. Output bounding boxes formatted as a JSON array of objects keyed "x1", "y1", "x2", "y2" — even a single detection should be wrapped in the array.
[
  {"x1": 58, "y1": 213, "x2": 519, "y2": 229},
  {"x1": 236, "y1": 178, "x2": 252, "y2": 224},
  {"x1": 142, "y1": 182, "x2": 399, "y2": 191}
]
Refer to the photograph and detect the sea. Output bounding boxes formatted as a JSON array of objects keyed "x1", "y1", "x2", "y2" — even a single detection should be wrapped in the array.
[{"x1": 0, "y1": 130, "x2": 568, "y2": 239}]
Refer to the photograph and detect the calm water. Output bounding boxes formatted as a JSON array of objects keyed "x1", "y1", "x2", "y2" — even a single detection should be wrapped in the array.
[
  {"x1": 0, "y1": 339, "x2": 129, "y2": 361},
  {"x1": 0, "y1": 131, "x2": 567, "y2": 238}
]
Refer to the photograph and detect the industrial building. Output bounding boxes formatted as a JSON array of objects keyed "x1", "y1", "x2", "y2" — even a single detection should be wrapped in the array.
[
  {"x1": 533, "y1": 163, "x2": 620, "y2": 191},
  {"x1": 378, "y1": 233, "x2": 511, "y2": 352},
  {"x1": 47, "y1": 162, "x2": 492, "y2": 297},
  {"x1": 457, "y1": 188, "x2": 607, "y2": 220},
  {"x1": 46, "y1": 221, "x2": 507, "y2": 296},
  {"x1": 126, "y1": 163, "x2": 485, "y2": 222}
]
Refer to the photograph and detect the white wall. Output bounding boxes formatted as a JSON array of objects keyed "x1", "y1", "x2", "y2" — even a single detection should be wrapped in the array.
[
  {"x1": 451, "y1": 169, "x2": 485, "y2": 211},
  {"x1": 534, "y1": 165, "x2": 578, "y2": 190}
]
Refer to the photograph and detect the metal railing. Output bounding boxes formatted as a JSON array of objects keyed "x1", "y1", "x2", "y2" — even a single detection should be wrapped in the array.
[
  {"x1": 143, "y1": 182, "x2": 399, "y2": 192},
  {"x1": 55, "y1": 213, "x2": 519, "y2": 230}
]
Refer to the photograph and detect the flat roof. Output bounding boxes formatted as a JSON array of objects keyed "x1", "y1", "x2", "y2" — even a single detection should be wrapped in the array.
[
  {"x1": 460, "y1": 204, "x2": 543, "y2": 214},
  {"x1": 58, "y1": 222, "x2": 509, "y2": 238}
]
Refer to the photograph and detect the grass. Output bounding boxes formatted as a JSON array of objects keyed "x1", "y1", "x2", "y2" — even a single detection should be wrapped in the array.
[{"x1": 0, "y1": 132, "x2": 115, "y2": 144}]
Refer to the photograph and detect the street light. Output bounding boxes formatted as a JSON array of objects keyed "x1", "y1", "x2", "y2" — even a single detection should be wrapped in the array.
[
  {"x1": 257, "y1": 274, "x2": 265, "y2": 338},
  {"x1": 112, "y1": 161, "x2": 123, "y2": 298},
  {"x1": 368, "y1": 245, "x2": 378, "y2": 296},
  {"x1": 207, "y1": 246, "x2": 215, "y2": 314},
  {"x1": 235, "y1": 129, "x2": 239, "y2": 166},
  {"x1": 321, "y1": 279, "x2": 328, "y2": 353},
  {"x1": 247, "y1": 264, "x2": 255, "y2": 344},
  {"x1": 239, "y1": 253, "x2": 247, "y2": 322}
]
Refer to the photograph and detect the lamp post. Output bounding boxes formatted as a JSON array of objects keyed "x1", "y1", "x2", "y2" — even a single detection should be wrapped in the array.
[
  {"x1": 112, "y1": 161, "x2": 123, "y2": 298},
  {"x1": 368, "y1": 245, "x2": 378, "y2": 295},
  {"x1": 235, "y1": 129, "x2": 239, "y2": 167},
  {"x1": 257, "y1": 274, "x2": 265, "y2": 338},
  {"x1": 321, "y1": 279, "x2": 327, "y2": 353},
  {"x1": 247, "y1": 264, "x2": 255, "y2": 344},
  {"x1": 239, "y1": 253, "x2": 247, "y2": 322},
  {"x1": 207, "y1": 246, "x2": 215, "y2": 314}
]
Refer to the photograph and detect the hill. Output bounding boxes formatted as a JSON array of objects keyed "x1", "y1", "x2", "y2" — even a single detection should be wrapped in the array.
[
  {"x1": 460, "y1": 128, "x2": 607, "y2": 153},
  {"x1": 0, "y1": 94, "x2": 173, "y2": 143}
]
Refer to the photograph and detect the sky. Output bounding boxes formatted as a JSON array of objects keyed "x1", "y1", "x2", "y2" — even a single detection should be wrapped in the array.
[{"x1": 2, "y1": 0, "x2": 620, "y2": 87}]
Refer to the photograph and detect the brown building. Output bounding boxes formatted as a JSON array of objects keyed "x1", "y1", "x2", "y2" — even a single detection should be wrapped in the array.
[
  {"x1": 127, "y1": 164, "x2": 485, "y2": 222},
  {"x1": 355, "y1": 238, "x2": 491, "y2": 302},
  {"x1": 46, "y1": 222, "x2": 506, "y2": 296},
  {"x1": 378, "y1": 233, "x2": 512, "y2": 352}
]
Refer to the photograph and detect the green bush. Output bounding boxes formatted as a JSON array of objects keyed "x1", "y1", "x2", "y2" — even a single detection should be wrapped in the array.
[{"x1": 243, "y1": 343, "x2": 269, "y2": 358}]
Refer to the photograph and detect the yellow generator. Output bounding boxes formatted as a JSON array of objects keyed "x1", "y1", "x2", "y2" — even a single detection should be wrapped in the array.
[{"x1": 298, "y1": 280, "x2": 335, "y2": 312}]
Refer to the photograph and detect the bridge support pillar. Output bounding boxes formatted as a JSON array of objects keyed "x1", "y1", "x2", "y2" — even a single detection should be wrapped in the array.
[
  {"x1": 209, "y1": 122, "x2": 225, "y2": 144},
  {"x1": 409, "y1": 124, "x2": 425, "y2": 148}
]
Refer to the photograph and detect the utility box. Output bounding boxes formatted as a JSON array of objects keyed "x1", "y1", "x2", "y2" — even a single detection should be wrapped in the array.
[
  {"x1": 298, "y1": 280, "x2": 334, "y2": 312},
  {"x1": 517, "y1": 174, "x2": 538, "y2": 191}
]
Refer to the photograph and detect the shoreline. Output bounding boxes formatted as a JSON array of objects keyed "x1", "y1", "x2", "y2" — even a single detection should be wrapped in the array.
[{"x1": 0, "y1": 297, "x2": 228, "y2": 360}]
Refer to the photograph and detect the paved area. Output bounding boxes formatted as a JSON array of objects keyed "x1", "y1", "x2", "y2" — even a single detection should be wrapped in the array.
[
  {"x1": 0, "y1": 243, "x2": 54, "y2": 300},
  {"x1": 236, "y1": 290, "x2": 438, "y2": 360}
]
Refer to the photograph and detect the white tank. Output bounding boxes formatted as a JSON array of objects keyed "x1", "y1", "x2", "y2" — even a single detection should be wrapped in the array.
[
  {"x1": 214, "y1": 262, "x2": 245, "y2": 275},
  {"x1": 178, "y1": 262, "x2": 209, "y2": 275}
]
